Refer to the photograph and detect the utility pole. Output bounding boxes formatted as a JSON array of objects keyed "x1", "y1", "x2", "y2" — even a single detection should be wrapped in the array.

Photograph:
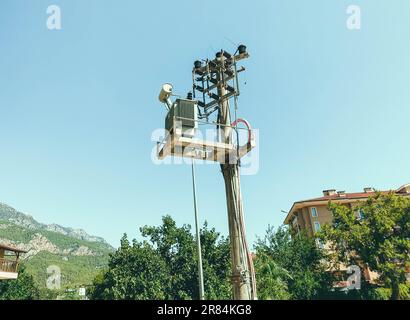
[
  {"x1": 191, "y1": 159, "x2": 205, "y2": 300},
  {"x1": 157, "y1": 44, "x2": 257, "y2": 300},
  {"x1": 215, "y1": 51, "x2": 255, "y2": 300}
]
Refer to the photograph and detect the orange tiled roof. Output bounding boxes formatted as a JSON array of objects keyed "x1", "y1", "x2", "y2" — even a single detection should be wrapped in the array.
[
  {"x1": 298, "y1": 191, "x2": 391, "y2": 203},
  {"x1": 284, "y1": 185, "x2": 410, "y2": 224}
]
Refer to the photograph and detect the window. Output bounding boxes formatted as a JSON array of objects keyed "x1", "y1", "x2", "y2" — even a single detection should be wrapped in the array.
[
  {"x1": 311, "y1": 207, "x2": 318, "y2": 218},
  {"x1": 355, "y1": 209, "x2": 365, "y2": 220},
  {"x1": 314, "y1": 221, "x2": 321, "y2": 233},
  {"x1": 359, "y1": 209, "x2": 365, "y2": 220}
]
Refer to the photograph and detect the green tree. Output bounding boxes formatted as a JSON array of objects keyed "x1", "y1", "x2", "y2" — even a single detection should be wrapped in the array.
[
  {"x1": 89, "y1": 236, "x2": 168, "y2": 300},
  {"x1": 255, "y1": 226, "x2": 334, "y2": 300},
  {"x1": 253, "y1": 252, "x2": 291, "y2": 300},
  {"x1": 0, "y1": 265, "x2": 40, "y2": 300},
  {"x1": 320, "y1": 192, "x2": 410, "y2": 300},
  {"x1": 90, "y1": 216, "x2": 231, "y2": 300}
]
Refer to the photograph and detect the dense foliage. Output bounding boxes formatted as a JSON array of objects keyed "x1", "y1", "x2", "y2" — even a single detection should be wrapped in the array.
[
  {"x1": 254, "y1": 227, "x2": 334, "y2": 300},
  {"x1": 3, "y1": 192, "x2": 408, "y2": 300},
  {"x1": 319, "y1": 192, "x2": 410, "y2": 300},
  {"x1": 89, "y1": 216, "x2": 231, "y2": 300},
  {"x1": 25, "y1": 251, "x2": 109, "y2": 291},
  {"x1": 0, "y1": 266, "x2": 40, "y2": 300},
  {"x1": 90, "y1": 219, "x2": 338, "y2": 300}
]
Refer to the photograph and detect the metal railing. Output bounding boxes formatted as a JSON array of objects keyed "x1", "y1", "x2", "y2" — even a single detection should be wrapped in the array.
[{"x1": 0, "y1": 258, "x2": 18, "y2": 273}]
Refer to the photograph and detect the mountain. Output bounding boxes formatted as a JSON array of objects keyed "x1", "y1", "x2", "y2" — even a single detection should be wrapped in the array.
[
  {"x1": 0, "y1": 202, "x2": 114, "y2": 292},
  {"x1": 0, "y1": 203, "x2": 108, "y2": 243}
]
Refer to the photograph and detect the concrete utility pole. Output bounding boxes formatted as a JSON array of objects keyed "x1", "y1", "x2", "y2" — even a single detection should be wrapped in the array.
[{"x1": 215, "y1": 52, "x2": 255, "y2": 300}]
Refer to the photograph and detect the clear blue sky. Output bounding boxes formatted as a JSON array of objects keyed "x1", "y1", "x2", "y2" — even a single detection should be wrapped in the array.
[{"x1": 1, "y1": 1, "x2": 409, "y2": 247}]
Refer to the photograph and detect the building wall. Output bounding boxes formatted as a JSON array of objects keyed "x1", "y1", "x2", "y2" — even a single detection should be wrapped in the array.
[
  {"x1": 301, "y1": 208, "x2": 313, "y2": 236},
  {"x1": 292, "y1": 201, "x2": 368, "y2": 236},
  {"x1": 293, "y1": 205, "x2": 334, "y2": 236}
]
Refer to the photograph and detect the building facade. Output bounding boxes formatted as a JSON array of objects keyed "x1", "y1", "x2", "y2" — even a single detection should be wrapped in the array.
[
  {"x1": 284, "y1": 184, "x2": 410, "y2": 237},
  {"x1": 283, "y1": 184, "x2": 410, "y2": 284}
]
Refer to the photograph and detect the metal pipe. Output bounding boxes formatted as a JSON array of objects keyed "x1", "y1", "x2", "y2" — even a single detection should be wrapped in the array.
[{"x1": 191, "y1": 159, "x2": 205, "y2": 300}]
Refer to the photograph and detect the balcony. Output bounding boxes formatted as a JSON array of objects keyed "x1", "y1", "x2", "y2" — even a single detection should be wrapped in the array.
[
  {"x1": 0, "y1": 258, "x2": 19, "y2": 273},
  {"x1": 0, "y1": 258, "x2": 19, "y2": 279},
  {"x1": 0, "y1": 244, "x2": 27, "y2": 280}
]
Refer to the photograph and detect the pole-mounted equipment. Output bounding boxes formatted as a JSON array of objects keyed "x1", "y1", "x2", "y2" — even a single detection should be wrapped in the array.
[{"x1": 156, "y1": 44, "x2": 257, "y2": 300}]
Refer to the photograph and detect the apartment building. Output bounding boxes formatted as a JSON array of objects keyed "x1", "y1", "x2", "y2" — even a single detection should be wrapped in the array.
[
  {"x1": 283, "y1": 184, "x2": 410, "y2": 284},
  {"x1": 284, "y1": 184, "x2": 410, "y2": 237}
]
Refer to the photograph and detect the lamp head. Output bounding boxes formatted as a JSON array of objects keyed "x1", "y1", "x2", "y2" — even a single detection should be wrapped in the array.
[{"x1": 158, "y1": 83, "x2": 173, "y2": 104}]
